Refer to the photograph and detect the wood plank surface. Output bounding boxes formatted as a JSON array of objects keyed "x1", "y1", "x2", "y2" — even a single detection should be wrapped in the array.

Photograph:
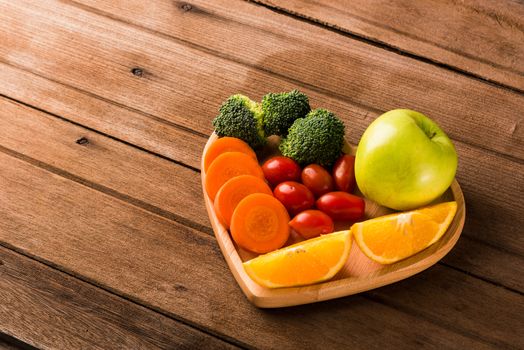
[
  {"x1": 452, "y1": 142, "x2": 523, "y2": 255},
  {"x1": 1, "y1": 95, "x2": 522, "y2": 292},
  {"x1": 0, "y1": 247, "x2": 236, "y2": 350},
  {"x1": 441, "y1": 235, "x2": 523, "y2": 292},
  {"x1": 1, "y1": 0, "x2": 522, "y2": 348},
  {"x1": 0, "y1": 151, "x2": 507, "y2": 349},
  {"x1": 254, "y1": 0, "x2": 524, "y2": 92},
  {"x1": 0, "y1": 0, "x2": 522, "y2": 257},
  {"x1": 369, "y1": 265, "x2": 524, "y2": 349},
  {"x1": 0, "y1": 97, "x2": 209, "y2": 232},
  {"x1": 0, "y1": 61, "x2": 205, "y2": 170},
  {"x1": 0, "y1": 0, "x2": 522, "y2": 161}
]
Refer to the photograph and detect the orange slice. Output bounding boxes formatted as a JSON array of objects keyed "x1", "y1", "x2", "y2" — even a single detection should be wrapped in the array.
[
  {"x1": 243, "y1": 230, "x2": 351, "y2": 288},
  {"x1": 353, "y1": 201, "x2": 457, "y2": 264}
]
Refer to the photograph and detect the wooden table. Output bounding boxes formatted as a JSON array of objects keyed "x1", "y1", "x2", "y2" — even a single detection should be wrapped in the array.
[{"x1": 1, "y1": 0, "x2": 523, "y2": 349}]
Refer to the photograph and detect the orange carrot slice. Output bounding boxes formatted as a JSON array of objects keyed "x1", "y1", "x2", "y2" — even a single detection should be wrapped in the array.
[
  {"x1": 205, "y1": 152, "x2": 264, "y2": 201},
  {"x1": 230, "y1": 193, "x2": 290, "y2": 254},
  {"x1": 204, "y1": 137, "x2": 257, "y2": 173},
  {"x1": 214, "y1": 175, "x2": 273, "y2": 229}
]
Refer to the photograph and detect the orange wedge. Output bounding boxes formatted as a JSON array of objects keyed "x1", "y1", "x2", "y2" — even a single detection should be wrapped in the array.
[
  {"x1": 243, "y1": 230, "x2": 351, "y2": 288},
  {"x1": 353, "y1": 201, "x2": 457, "y2": 264}
]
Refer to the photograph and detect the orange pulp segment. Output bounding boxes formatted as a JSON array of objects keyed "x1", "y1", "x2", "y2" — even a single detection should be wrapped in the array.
[
  {"x1": 243, "y1": 230, "x2": 351, "y2": 288},
  {"x1": 352, "y1": 201, "x2": 457, "y2": 264}
]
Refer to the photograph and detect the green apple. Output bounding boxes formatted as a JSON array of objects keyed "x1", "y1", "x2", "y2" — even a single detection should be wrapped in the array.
[{"x1": 355, "y1": 109, "x2": 457, "y2": 210}]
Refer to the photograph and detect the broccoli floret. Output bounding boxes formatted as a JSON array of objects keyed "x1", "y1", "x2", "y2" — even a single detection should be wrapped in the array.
[
  {"x1": 279, "y1": 109, "x2": 345, "y2": 167},
  {"x1": 212, "y1": 94, "x2": 266, "y2": 149},
  {"x1": 262, "y1": 89, "x2": 311, "y2": 136}
]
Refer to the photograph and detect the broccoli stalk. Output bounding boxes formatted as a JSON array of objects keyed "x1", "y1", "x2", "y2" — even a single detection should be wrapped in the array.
[
  {"x1": 279, "y1": 109, "x2": 345, "y2": 167},
  {"x1": 262, "y1": 89, "x2": 311, "y2": 137},
  {"x1": 212, "y1": 94, "x2": 266, "y2": 149}
]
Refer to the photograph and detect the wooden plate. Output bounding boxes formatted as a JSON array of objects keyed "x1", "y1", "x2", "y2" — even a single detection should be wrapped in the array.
[{"x1": 201, "y1": 133, "x2": 466, "y2": 308}]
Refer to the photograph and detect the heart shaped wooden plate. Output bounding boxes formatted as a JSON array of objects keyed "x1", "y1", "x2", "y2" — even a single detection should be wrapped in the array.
[{"x1": 201, "y1": 133, "x2": 465, "y2": 308}]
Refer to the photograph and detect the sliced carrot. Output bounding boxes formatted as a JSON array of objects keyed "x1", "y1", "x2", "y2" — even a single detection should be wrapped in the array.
[
  {"x1": 205, "y1": 152, "x2": 264, "y2": 201},
  {"x1": 214, "y1": 175, "x2": 273, "y2": 229},
  {"x1": 204, "y1": 137, "x2": 257, "y2": 173},
  {"x1": 230, "y1": 193, "x2": 290, "y2": 254}
]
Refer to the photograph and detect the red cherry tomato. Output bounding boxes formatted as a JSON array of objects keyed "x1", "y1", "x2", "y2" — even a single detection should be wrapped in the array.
[
  {"x1": 262, "y1": 156, "x2": 301, "y2": 187},
  {"x1": 333, "y1": 155, "x2": 356, "y2": 193},
  {"x1": 316, "y1": 192, "x2": 365, "y2": 221},
  {"x1": 273, "y1": 181, "x2": 314, "y2": 216},
  {"x1": 301, "y1": 164, "x2": 334, "y2": 197},
  {"x1": 289, "y1": 210, "x2": 334, "y2": 239}
]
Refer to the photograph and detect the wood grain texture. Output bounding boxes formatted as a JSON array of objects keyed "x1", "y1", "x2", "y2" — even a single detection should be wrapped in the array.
[
  {"x1": 1, "y1": 94, "x2": 522, "y2": 291},
  {"x1": 0, "y1": 62, "x2": 205, "y2": 170},
  {"x1": 0, "y1": 151, "x2": 505, "y2": 349},
  {"x1": 201, "y1": 133, "x2": 466, "y2": 308},
  {"x1": 0, "y1": 247, "x2": 236, "y2": 350},
  {"x1": 453, "y1": 142, "x2": 523, "y2": 255},
  {"x1": 254, "y1": 0, "x2": 524, "y2": 91},
  {"x1": 0, "y1": 0, "x2": 522, "y2": 161},
  {"x1": 0, "y1": 0, "x2": 522, "y2": 256},
  {"x1": 368, "y1": 265, "x2": 524, "y2": 349},
  {"x1": 0, "y1": 97, "x2": 209, "y2": 231},
  {"x1": 442, "y1": 235, "x2": 524, "y2": 292},
  {"x1": 0, "y1": 0, "x2": 522, "y2": 347}
]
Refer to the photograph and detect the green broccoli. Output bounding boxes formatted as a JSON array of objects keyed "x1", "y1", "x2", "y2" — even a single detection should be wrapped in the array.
[
  {"x1": 212, "y1": 94, "x2": 266, "y2": 149},
  {"x1": 279, "y1": 109, "x2": 345, "y2": 167},
  {"x1": 261, "y1": 89, "x2": 311, "y2": 137}
]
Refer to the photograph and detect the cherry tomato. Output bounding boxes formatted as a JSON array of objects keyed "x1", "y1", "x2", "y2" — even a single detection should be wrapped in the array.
[
  {"x1": 274, "y1": 181, "x2": 314, "y2": 216},
  {"x1": 316, "y1": 192, "x2": 365, "y2": 221},
  {"x1": 333, "y1": 155, "x2": 356, "y2": 193},
  {"x1": 301, "y1": 164, "x2": 334, "y2": 197},
  {"x1": 289, "y1": 210, "x2": 334, "y2": 239},
  {"x1": 262, "y1": 156, "x2": 301, "y2": 187}
]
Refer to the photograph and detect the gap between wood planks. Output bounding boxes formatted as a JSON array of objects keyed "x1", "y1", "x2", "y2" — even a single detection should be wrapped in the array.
[
  {"x1": 0, "y1": 245, "x2": 247, "y2": 350},
  {"x1": 0, "y1": 93, "x2": 522, "y2": 299},
  {"x1": 1, "y1": 242, "x2": 502, "y2": 349},
  {"x1": 0, "y1": 141, "x2": 210, "y2": 236},
  {"x1": 0, "y1": 87, "x2": 202, "y2": 174},
  {"x1": 0, "y1": 332, "x2": 38, "y2": 350},
  {"x1": 59, "y1": 0, "x2": 524, "y2": 165},
  {"x1": 247, "y1": 0, "x2": 524, "y2": 96},
  {"x1": 439, "y1": 261, "x2": 522, "y2": 296},
  {"x1": 0, "y1": 60, "x2": 209, "y2": 144}
]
